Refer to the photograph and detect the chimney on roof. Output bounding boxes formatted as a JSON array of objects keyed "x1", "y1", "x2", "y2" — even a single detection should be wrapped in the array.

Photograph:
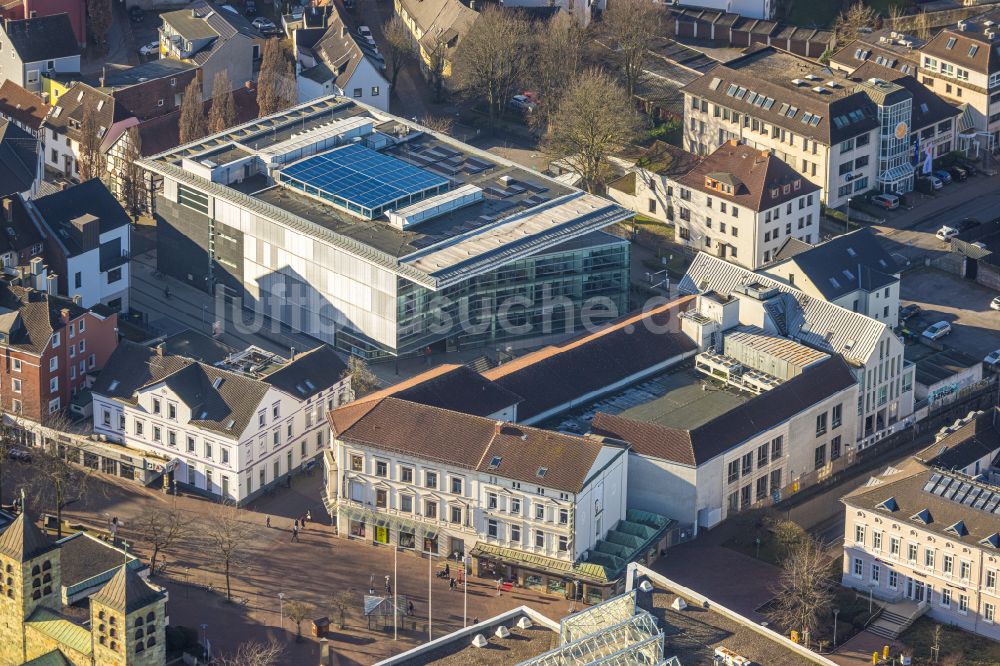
[
  {"x1": 70, "y1": 214, "x2": 100, "y2": 252},
  {"x1": 191, "y1": 8, "x2": 198, "y2": 17},
  {"x1": 495, "y1": 421, "x2": 502, "y2": 435},
  {"x1": 155, "y1": 342, "x2": 165, "y2": 357},
  {"x1": 289, "y1": 346, "x2": 296, "y2": 361},
  {"x1": 99, "y1": 65, "x2": 106, "y2": 88},
  {"x1": 2, "y1": 198, "x2": 11, "y2": 223},
  {"x1": 45, "y1": 273, "x2": 56, "y2": 295},
  {"x1": 60, "y1": 307, "x2": 70, "y2": 324}
]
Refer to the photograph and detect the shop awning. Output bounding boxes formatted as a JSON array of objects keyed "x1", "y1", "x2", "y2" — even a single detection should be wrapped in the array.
[{"x1": 338, "y1": 504, "x2": 435, "y2": 540}]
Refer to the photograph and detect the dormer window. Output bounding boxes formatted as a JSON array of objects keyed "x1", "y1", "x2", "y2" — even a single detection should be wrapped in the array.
[
  {"x1": 770, "y1": 187, "x2": 779, "y2": 199},
  {"x1": 793, "y1": 179, "x2": 801, "y2": 190}
]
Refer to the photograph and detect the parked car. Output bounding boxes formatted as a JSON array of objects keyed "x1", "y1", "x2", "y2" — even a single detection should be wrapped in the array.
[
  {"x1": 922, "y1": 321, "x2": 952, "y2": 340},
  {"x1": 933, "y1": 169, "x2": 953, "y2": 184},
  {"x1": 245, "y1": 0, "x2": 256, "y2": 15},
  {"x1": 985, "y1": 349, "x2": 1000, "y2": 368},
  {"x1": 936, "y1": 225, "x2": 959, "y2": 241},
  {"x1": 138, "y1": 41, "x2": 159, "y2": 56},
  {"x1": 358, "y1": 25, "x2": 372, "y2": 39},
  {"x1": 956, "y1": 218, "x2": 981, "y2": 232},
  {"x1": 128, "y1": 5, "x2": 145, "y2": 22},
  {"x1": 509, "y1": 94, "x2": 537, "y2": 113},
  {"x1": 870, "y1": 193, "x2": 900, "y2": 210},
  {"x1": 899, "y1": 303, "x2": 921, "y2": 321},
  {"x1": 252, "y1": 16, "x2": 276, "y2": 31},
  {"x1": 919, "y1": 175, "x2": 944, "y2": 190},
  {"x1": 992, "y1": 296, "x2": 1000, "y2": 311},
  {"x1": 7, "y1": 447, "x2": 31, "y2": 462},
  {"x1": 959, "y1": 161, "x2": 979, "y2": 176},
  {"x1": 947, "y1": 166, "x2": 968, "y2": 181}
]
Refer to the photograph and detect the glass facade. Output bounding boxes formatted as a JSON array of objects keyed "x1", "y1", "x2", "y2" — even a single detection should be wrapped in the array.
[
  {"x1": 876, "y1": 94, "x2": 915, "y2": 194},
  {"x1": 335, "y1": 231, "x2": 629, "y2": 359}
]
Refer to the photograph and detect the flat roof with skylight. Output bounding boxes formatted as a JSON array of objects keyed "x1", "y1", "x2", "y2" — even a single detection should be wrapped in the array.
[{"x1": 139, "y1": 96, "x2": 631, "y2": 290}]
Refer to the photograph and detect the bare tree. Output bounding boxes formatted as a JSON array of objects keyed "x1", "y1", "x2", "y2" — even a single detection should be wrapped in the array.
[
  {"x1": 419, "y1": 115, "x2": 454, "y2": 135},
  {"x1": 544, "y1": 68, "x2": 640, "y2": 193},
  {"x1": 382, "y1": 16, "x2": 414, "y2": 93},
  {"x1": 0, "y1": 404, "x2": 20, "y2": 506},
  {"x1": 24, "y1": 436, "x2": 99, "y2": 539},
  {"x1": 179, "y1": 79, "x2": 207, "y2": 145},
  {"x1": 330, "y1": 590, "x2": 352, "y2": 629},
  {"x1": 206, "y1": 501, "x2": 254, "y2": 601},
  {"x1": 423, "y1": 37, "x2": 448, "y2": 103},
  {"x1": 119, "y1": 126, "x2": 144, "y2": 218},
  {"x1": 766, "y1": 535, "x2": 835, "y2": 648},
  {"x1": 286, "y1": 600, "x2": 314, "y2": 641},
  {"x1": 79, "y1": 103, "x2": 106, "y2": 182},
  {"x1": 834, "y1": 2, "x2": 879, "y2": 44},
  {"x1": 131, "y1": 498, "x2": 191, "y2": 576},
  {"x1": 452, "y1": 6, "x2": 531, "y2": 127},
  {"x1": 529, "y1": 13, "x2": 586, "y2": 130},
  {"x1": 207, "y1": 72, "x2": 237, "y2": 134},
  {"x1": 257, "y1": 39, "x2": 296, "y2": 117},
  {"x1": 914, "y1": 11, "x2": 930, "y2": 40},
  {"x1": 215, "y1": 639, "x2": 283, "y2": 666},
  {"x1": 341, "y1": 356, "x2": 379, "y2": 397},
  {"x1": 604, "y1": 0, "x2": 662, "y2": 99},
  {"x1": 89, "y1": 0, "x2": 114, "y2": 51}
]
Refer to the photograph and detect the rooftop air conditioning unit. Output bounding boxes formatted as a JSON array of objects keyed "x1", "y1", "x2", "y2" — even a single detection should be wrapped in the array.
[{"x1": 958, "y1": 20, "x2": 968, "y2": 31}]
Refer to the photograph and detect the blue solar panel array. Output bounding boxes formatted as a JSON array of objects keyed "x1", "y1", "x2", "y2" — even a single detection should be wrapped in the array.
[{"x1": 280, "y1": 143, "x2": 449, "y2": 215}]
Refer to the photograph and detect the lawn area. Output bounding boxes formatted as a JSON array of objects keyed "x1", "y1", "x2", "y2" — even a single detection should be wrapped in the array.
[
  {"x1": 900, "y1": 617, "x2": 1000, "y2": 665},
  {"x1": 782, "y1": 0, "x2": 841, "y2": 28}
]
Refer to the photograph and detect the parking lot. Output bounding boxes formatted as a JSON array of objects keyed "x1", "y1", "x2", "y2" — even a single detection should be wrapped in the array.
[{"x1": 900, "y1": 266, "x2": 1000, "y2": 361}]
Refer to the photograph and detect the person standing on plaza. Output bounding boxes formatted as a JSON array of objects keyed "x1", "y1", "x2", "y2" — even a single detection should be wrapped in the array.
[
  {"x1": 496, "y1": 578, "x2": 503, "y2": 596},
  {"x1": 292, "y1": 525, "x2": 299, "y2": 542},
  {"x1": 265, "y1": 515, "x2": 271, "y2": 528}
]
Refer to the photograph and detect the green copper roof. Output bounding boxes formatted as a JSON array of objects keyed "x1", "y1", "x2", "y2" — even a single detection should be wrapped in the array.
[
  {"x1": 90, "y1": 565, "x2": 165, "y2": 613},
  {"x1": 0, "y1": 511, "x2": 58, "y2": 562},
  {"x1": 23, "y1": 650, "x2": 72, "y2": 666},
  {"x1": 26, "y1": 608, "x2": 93, "y2": 657}
]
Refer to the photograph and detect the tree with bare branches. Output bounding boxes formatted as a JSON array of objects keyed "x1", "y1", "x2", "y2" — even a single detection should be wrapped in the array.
[
  {"x1": 286, "y1": 600, "x2": 314, "y2": 641},
  {"x1": 419, "y1": 115, "x2": 454, "y2": 135},
  {"x1": 604, "y1": 0, "x2": 662, "y2": 99},
  {"x1": 914, "y1": 11, "x2": 930, "y2": 40},
  {"x1": 834, "y1": 2, "x2": 879, "y2": 45},
  {"x1": 79, "y1": 103, "x2": 106, "y2": 182},
  {"x1": 89, "y1": 0, "x2": 114, "y2": 51},
  {"x1": 131, "y1": 498, "x2": 191, "y2": 576},
  {"x1": 766, "y1": 535, "x2": 836, "y2": 648},
  {"x1": 208, "y1": 72, "x2": 237, "y2": 134},
  {"x1": 383, "y1": 16, "x2": 414, "y2": 93},
  {"x1": 206, "y1": 501, "x2": 254, "y2": 601},
  {"x1": 423, "y1": 37, "x2": 448, "y2": 102},
  {"x1": 330, "y1": 590, "x2": 353, "y2": 629},
  {"x1": 119, "y1": 126, "x2": 145, "y2": 218},
  {"x1": 529, "y1": 13, "x2": 586, "y2": 130},
  {"x1": 341, "y1": 356, "x2": 378, "y2": 397},
  {"x1": 216, "y1": 639, "x2": 283, "y2": 666},
  {"x1": 544, "y1": 68, "x2": 641, "y2": 193},
  {"x1": 24, "y1": 435, "x2": 99, "y2": 539},
  {"x1": 257, "y1": 39, "x2": 296, "y2": 117},
  {"x1": 452, "y1": 6, "x2": 531, "y2": 127},
  {"x1": 179, "y1": 79, "x2": 207, "y2": 145}
]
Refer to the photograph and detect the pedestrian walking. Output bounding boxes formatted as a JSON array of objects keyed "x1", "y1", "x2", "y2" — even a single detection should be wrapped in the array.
[
  {"x1": 294, "y1": 519, "x2": 299, "y2": 531},
  {"x1": 496, "y1": 578, "x2": 503, "y2": 596},
  {"x1": 444, "y1": 563, "x2": 450, "y2": 578},
  {"x1": 306, "y1": 510, "x2": 312, "y2": 522},
  {"x1": 291, "y1": 525, "x2": 299, "y2": 542},
  {"x1": 407, "y1": 600, "x2": 414, "y2": 615},
  {"x1": 301, "y1": 515, "x2": 307, "y2": 530},
  {"x1": 449, "y1": 578, "x2": 456, "y2": 591},
  {"x1": 473, "y1": 616, "x2": 479, "y2": 625},
  {"x1": 265, "y1": 516, "x2": 271, "y2": 528}
]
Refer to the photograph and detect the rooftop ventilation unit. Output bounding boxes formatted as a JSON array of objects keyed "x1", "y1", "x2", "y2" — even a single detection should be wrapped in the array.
[
  {"x1": 791, "y1": 78, "x2": 805, "y2": 86},
  {"x1": 259, "y1": 116, "x2": 374, "y2": 168},
  {"x1": 812, "y1": 86, "x2": 827, "y2": 93},
  {"x1": 386, "y1": 184, "x2": 484, "y2": 230},
  {"x1": 471, "y1": 635, "x2": 488, "y2": 648}
]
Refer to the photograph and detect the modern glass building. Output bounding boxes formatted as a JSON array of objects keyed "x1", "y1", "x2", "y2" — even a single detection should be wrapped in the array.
[
  {"x1": 140, "y1": 97, "x2": 632, "y2": 358},
  {"x1": 858, "y1": 78, "x2": 916, "y2": 194}
]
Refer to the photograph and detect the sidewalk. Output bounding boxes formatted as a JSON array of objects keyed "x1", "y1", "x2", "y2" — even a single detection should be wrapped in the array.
[{"x1": 882, "y1": 171, "x2": 1000, "y2": 232}]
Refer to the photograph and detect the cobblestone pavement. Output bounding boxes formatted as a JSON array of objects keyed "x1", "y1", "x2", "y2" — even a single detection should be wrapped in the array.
[{"x1": 10, "y1": 467, "x2": 574, "y2": 664}]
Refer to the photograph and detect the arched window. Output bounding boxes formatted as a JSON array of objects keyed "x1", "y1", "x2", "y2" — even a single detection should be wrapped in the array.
[
  {"x1": 41, "y1": 561, "x2": 51, "y2": 571},
  {"x1": 31, "y1": 590, "x2": 40, "y2": 600},
  {"x1": 4, "y1": 564, "x2": 11, "y2": 573},
  {"x1": 109, "y1": 616, "x2": 117, "y2": 625},
  {"x1": 42, "y1": 586, "x2": 51, "y2": 595},
  {"x1": 5, "y1": 577, "x2": 11, "y2": 586},
  {"x1": 135, "y1": 616, "x2": 144, "y2": 627},
  {"x1": 42, "y1": 573, "x2": 51, "y2": 583},
  {"x1": 134, "y1": 628, "x2": 144, "y2": 640},
  {"x1": 6, "y1": 589, "x2": 12, "y2": 598},
  {"x1": 31, "y1": 579, "x2": 39, "y2": 588},
  {"x1": 30, "y1": 565, "x2": 39, "y2": 576},
  {"x1": 98, "y1": 624, "x2": 105, "y2": 633},
  {"x1": 109, "y1": 628, "x2": 117, "y2": 639},
  {"x1": 109, "y1": 641, "x2": 117, "y2": 651},
  {"x1": 98, "y1": 610, "x2": 105, "y2": 620},
  {"x1": 146, "y1": 612, "x2": 155, "y2": 623},
  {"x1": 146, "y1": 636, "x2": 156, "y2": 648},
  {"x1": 99, "y1": 636, "x2": 106, "y2": 646},
  {"x1": 135, "y1": 642, "x2": 144, "y2": 654}
]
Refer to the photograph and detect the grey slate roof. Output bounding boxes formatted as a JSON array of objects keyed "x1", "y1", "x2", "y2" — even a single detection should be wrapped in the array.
[
  {"x1": 4, "y1": 14, "x2": 80, "y2": 63},
  {"x1": 766, "y1": 228, "x2": 900, "y2": 300},
  {"x1": 262, "y1": 344, "x2": 347, "y2": 399},
  {"x1": 680, "y1": 252, "x2": 890, "y2": 365},
  {"x1": 0, "y1": 282, "x2": 91, "y2": 356},
  {"x1": 915, "y1": 410, "x2": 1000, "y2": 472},
  {"x1": 32, "y1": 179, "x2": 131, "y2": 258},
  {"x1": 0, "y1": 510, "x2": 58, "y2": 562},
  {"x1": 91, "y1": 339, "x2": 194, "y2": 402},
  {"x1": 159, "y1": 363, "x2": 271, "y2": 437},
  {"x1": 162, "y1": 0, "x2": 260, "y2": 67},
  {"x1": 90, "y1": 565, "x2": 165, "y2": 613},
  {"x1": 354, "y1": 364, "x2": 522, "y2": 418},
  {"x1": 0, "y1": 119, "x2": 39, "y2": 197},
  {"x1": 592, "y1": 356, "x2": 857, "y2": 466}
]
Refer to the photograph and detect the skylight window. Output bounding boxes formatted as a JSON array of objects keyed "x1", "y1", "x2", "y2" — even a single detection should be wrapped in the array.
[
  {"x1": 212, "y1": 377, "x2": 223, "y2": 389},
  {"x1": 828, "y1": 276, "x2": 841, "y2": 288},
  {"x1": 842, "y1": 269, "x2": 855, "y2": 280},
  {"x1": 108, "y1": 380, "x2": 120, "y2": 391},
  {"x1": 969, "y1": 44, "x2": 979, "y2": 57},
  {"x1": 536, "y1": 467, "x2": 547, "y2": 478},
  {"x1": 709, "y1": 77, "x2": 722, "y2": 90},
  {"x1": 876, "y1": 497, "x2": 899, "y2": 512},
  {"x1": 946, "y1": 36, "x2": 957, "y2": 49},
  {"x1": 489, "y1": 456, "x2": 502, "y2": 469},
  {"x1": 919, "y1": 102, "x2": 929, "y2": 113}
]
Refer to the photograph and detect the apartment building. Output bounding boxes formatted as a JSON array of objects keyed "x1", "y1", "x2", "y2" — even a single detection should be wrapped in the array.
[
  {"x1": 91, "y1": 342, "x2": 351, "y2": 502},
  {"x1": 0, "y1": 14, "x2": 80, "y2": 94},
  {"x1": 138, "y1": 96, "x2": 631, "y2": 359},
  {"x1": 842, "y1": 410, "x2": 1000, "y2": 640},
  {"x1": 0, "y1": 276, "x2": 119, "y2": 423},
  {"x1": 394, "y1": 0, "x2": 477, "y2": 85},
  {"x1": 682, "y1": 46, "x2": 880, "y2": 207},
  {"x1": 29, "y1": 179, "x2": 131, "y2": 311},
  {"x1": 681, "y1": 252, "x2": 915, "y2": 447},
  {"x1": 916, "y1": 14, "x2": 1000, "y2": 146},
  {"x1": 327, "y1": 397, "x2": 648, "y2": 602},
  {"x1": 764, "y1": 228, "x2": 902, "y2": 327}
]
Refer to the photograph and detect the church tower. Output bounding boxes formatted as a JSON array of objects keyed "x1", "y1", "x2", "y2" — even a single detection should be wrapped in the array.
[
  {"x1": 89, "y1": 564, "x2": 167, "y2": 666},
  {"x1": 0, "y1": 509, "x2": 60, "y2": 666}
]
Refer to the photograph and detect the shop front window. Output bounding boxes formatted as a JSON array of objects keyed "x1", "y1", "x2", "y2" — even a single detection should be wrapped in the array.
[
  {"x1": 399, "y1": 531, "x2": 415, "y2": 549},
  {"x1": 350, "y1": 520, "x2": 366, "y2": 538},
  {"x1": 423, "y1": 536, "x2": 438, "y2": 554},
  {"x1": 374, "y1": 526, "x2": 389, "y2": 544},
  {"x1": 547, "y1": 578, "x2": 567, "y2": 596},
  {"x1": 524, "y1": 575, "x2": 543, "y2": 590}
]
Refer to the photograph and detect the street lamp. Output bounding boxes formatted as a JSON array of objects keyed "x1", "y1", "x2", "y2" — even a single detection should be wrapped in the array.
[
  {"x1": 846, "y1": 197, "x2": 852, "y2": 234},
  {"x1": 832, "y1": 607, "x2": 840, "y2": 648},
  {"x1": 869, "y1": 585, "x2": 875, "y2": 614},
  {"x1": 278, "y1": 592, "x2": 286, "y2": 628},
  {"x1": 200, "y1": 623, "x2": 209, "y2": 661}
]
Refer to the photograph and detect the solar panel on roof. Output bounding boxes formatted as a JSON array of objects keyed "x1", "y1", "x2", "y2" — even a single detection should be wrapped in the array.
[
  {"x1": 963, "y1": 488, "x2": 981, "y2": 506},
  {"x1": 986, "y1": 495, "x2": 1000, "y2": 512},
  {"x1": 975, "y1": 492, "x2": 991, "y2": 509}
]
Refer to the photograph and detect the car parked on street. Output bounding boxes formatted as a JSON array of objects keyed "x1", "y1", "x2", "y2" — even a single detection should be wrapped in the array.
[
  {"x1": 252, "y1": 16, "x2": 276, "y2": 32},
  {"x1": 129, "y1": 5, "x2": 145, "y2": 22},
  {"x1": 933, "y1": 169, "x2": 952, "y2": 184},
  {"x1": 991, "y1": 296, "x2": 1000, "y2": 311},
  {"x1": 870, "y1": 193, "x2": 900, "y2": 210},
  {"x1": 922, "y1": 321, "x2": 952, "y2": 340},
  {"x1": 245, "y1": 0, "x2": 256, "y2": 15},
  {"x1": 138, "y1": 41, "x2": 159, "y2": 56},
  {"x1": 936, "y1": 225, "x2": 959, "y2": 241},
  {"x1": 919, "y1": 175, "x2": 944, "y2": 191},
  {"x1": 985, "y1": 349, "x2": 1000, "y2": 369},
  {"x1": 947, "y1": 166, "x2": 968, "y2": 181}
]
